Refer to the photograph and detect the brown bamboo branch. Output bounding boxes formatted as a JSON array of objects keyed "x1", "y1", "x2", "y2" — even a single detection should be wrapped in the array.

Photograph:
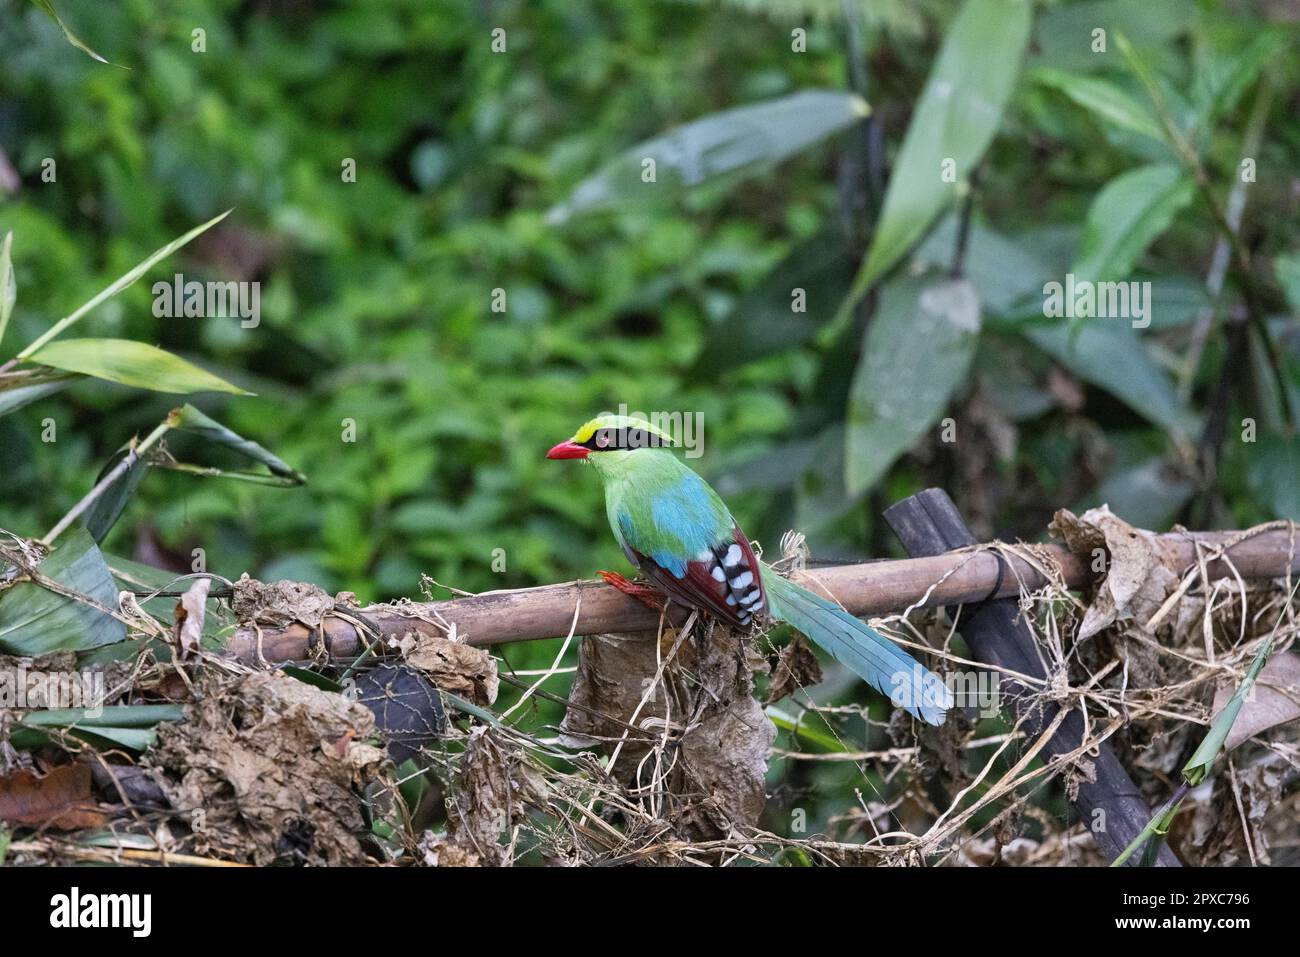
[{"x1": 223, "y1": 527, "x2": 1300, "y2": 665}]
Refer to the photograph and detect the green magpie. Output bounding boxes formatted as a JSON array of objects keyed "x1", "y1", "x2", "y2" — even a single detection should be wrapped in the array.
[{"x1": 547, "y1": 413, "x2": 952, "y2": 725}]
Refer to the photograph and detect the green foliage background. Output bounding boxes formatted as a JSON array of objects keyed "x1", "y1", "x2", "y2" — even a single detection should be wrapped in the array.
[{"x1": 1, "y1": 0, "x2": 1298, "y2": 842}]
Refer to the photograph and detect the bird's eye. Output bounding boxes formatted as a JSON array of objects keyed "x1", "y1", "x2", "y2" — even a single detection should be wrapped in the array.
[{"x1": 595, "y1": 431, "x2": 610, "y2": 448}]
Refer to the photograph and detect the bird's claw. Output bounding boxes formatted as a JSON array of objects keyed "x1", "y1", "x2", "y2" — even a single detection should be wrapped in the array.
[{"x1": 598, "y1": 570, "x2": 666, "y2": 611}]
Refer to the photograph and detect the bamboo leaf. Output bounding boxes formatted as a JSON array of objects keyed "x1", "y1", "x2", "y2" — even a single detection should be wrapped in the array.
[
  {"x1": 847, "y1": 0, "x2": 1032, "y2": 301},
  {"x1": 766, "y1": 706, "x2": 848, "y2": 753},
  {"x1": 0, "y1": 231, "x2": 15, "y2": 348},
  {"x1": 172, "y1": 403, "x2": 305, "y2": 482},
  {"x1": 1184, "y1": 636, "x2": 1276, "y2": 786},
  {"x1": 15, "y1": 704, "x2": 185, "y2": 728},
  {"x1": 845, "y1": 276, "x2": 981, "y2": 496},
  {"x1": 29, "y1": 0, "x2": 110, "y2": 63},
  {"x1": 1212, "y1": 653, "x2": 1300, "y2": 751},
  {"x1": 11, "y1": 704, "x2": 184, "y2": 751},
  {"x1": 1031, "y1": 69, "x2": 1165, "y2": 144},
  {"x1": 280, "y1": 665, "x2": 345, "y2": 693},
  {"x1": 27, "y1": 339, "x2": 251, "y2": 395},
  {"x1": 1111, "y1": 790, "x2": 1183, "y2": 867},
  {"x1": 98, "y1": 554, "x2": 231, "y2": 644},
  {"x1": 17, "y1": 210, "x2": 231, "y2": 358},
  {"x1": 1073, "y1": 164, "x2": 1194, "y2": 284},
  {"x1": 81, "y1": 445, "x2": 151, "y2": 544},
  {"x1": 0, "y1": 371, "x2": 80, "y2": 418},
  {"x1": 0, "y1": 527, "x2": 125, "y2": 654},
  {"x1": 546, "y1": 90, "x2": 868, "y2": 223},
  {"x1": 439, "y1": 690, "x2": 500, "y2": 727},
  {"x1": 73, "y1": 405, "x2": 303, "y2": 537}
]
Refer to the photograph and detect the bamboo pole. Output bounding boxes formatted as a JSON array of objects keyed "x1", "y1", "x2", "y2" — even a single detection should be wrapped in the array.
[
  {"x1": 885, "y1": 488, "x2": 1183, "y2": 866},
  {"x1": 225, "y1": 527, "x2": 1300, "y2": 664}
]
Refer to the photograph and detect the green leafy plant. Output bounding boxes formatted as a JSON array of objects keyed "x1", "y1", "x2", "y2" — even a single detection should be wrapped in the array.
[{"x1": 0, "y1": 214, "x2": 300, "y2": 654}]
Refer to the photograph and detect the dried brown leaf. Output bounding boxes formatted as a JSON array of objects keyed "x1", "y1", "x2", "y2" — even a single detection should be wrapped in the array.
[
  {"x1": 766, "y1": 635, "x2": 823, "y2": 704},
  {"x1": 145, "y1": 670, "x2": 387, "y2": 865},
  {"x1": 1050, "y1": 506, "x2": 1181, "y2": 639},
  {"x1": 679, "y1": 691, "x2": 774, "y2": 833},
  {"x1": 0, "y1": 763, "x2": 108, "y2": 830},
  {"x1": 231, "y1": 574, "x2": 335, "y2": 628},
  {"x1": 1184, "y1": 753, "x2": 1288, "y2": 865},
  {"x1": 400, "y1": 633, "x2": 499, "y2": 706},
  {"x1": 446, "y1": 726, "x2": 512, "y2": 865},
  {"x1": 172, "y1": 577, "x2": 209, "y2": 661},
  {"x1": 557, "y1": 631, "x2": 666, "y2": 753}
]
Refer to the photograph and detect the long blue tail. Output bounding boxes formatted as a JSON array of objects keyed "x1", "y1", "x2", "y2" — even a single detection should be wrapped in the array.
[{"x1": 761, "y1": 565, "x2": 952, "y2": 725}]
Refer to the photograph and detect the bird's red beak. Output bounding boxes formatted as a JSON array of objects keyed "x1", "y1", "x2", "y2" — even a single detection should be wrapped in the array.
[{"x1": 546, "y1": 440, "x2": 589, "y2": 460}]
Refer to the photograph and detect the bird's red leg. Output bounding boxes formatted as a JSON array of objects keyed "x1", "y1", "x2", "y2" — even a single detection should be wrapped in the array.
[{"x1": 598, "y1": 570, "x2": 666, "y2": 611}]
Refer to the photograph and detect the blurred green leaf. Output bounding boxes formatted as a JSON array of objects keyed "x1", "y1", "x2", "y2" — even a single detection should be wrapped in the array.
[
  {"x1": 547, "y1": 90, "x2": 868, "y2": 223},
  {"x1": 1034, "y1": 0, "x2": 1191, "y2": 74},
  {"x1": 0, "y1": 231, "x2": 15, "y2": 349},
  {"x1": 1031, "y1": 69, "x2": 1165, "y2": 144},
  {"x1": 846, "y1": 277, "x2": 981, "y2": 496},
  {"x1": 0, "y1": 527, "x2": 125, "y2": 654},
  {"x1": 1079, "y1": 457, "x2": 1193, "y2": 530},
  {"x1": 1192, "y1": 31, "x2": 1286, "y2": 131},
  {"x1": 684, "y1": 0, "x2": 926, "y2": 34},
  {"x1": 915, "y1": 216, "x2": 1054, "y2": 316},
  {"x1": 1248, "y1": 432, "x2": 1300, "y2": 522},
  {"x1": 27, "y1": 339, "x2": 251, "y2": 395},
  {"x1": 693, "y1": 229, "x2": 855, "y2": 377},
  {"x1": 1073, "y1": 164, "x2": 1193, "y2": 285},
  {"x1": 796, "y1": 426, "x2": 861, "y2": 534},
  {"x1": 1026, "y1": 321, "x2": 1198, "y2": 437},
  {"x1": 847, "y1": 0, "x2": 1031, "y2": 300},
  {"x1": 0, "y1": 371, "x2": 79, "y2": 417},
  {"x1": 1140, "y1": 276, "x2": 1210, "y2": 329},
  {"x1": 1274, "y1": 251, "x2": 1300, "y2": 315}
]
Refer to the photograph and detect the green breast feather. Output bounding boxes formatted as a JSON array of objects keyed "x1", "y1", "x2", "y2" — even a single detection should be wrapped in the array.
[{"x1": 592, "y1": 449, "x2": 732, "y2": 577}]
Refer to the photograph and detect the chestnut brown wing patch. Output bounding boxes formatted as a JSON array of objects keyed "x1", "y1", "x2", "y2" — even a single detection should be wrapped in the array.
[{"x1": 628, "y1": 523, "x2": 766, "y2": 628}]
